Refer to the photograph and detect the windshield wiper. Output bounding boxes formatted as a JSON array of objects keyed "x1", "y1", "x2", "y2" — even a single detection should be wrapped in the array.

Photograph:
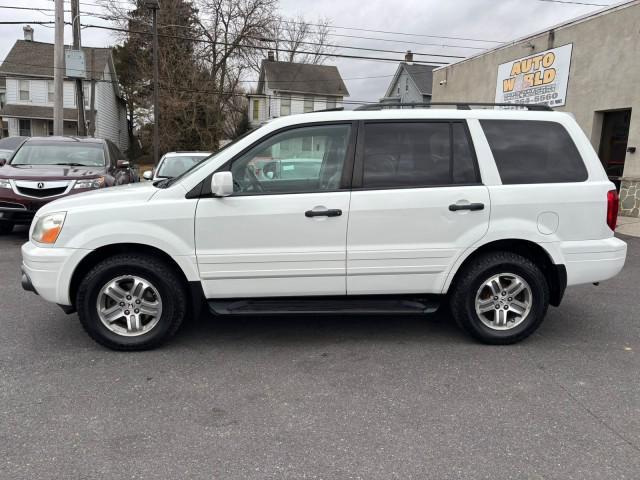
[{"x1": 55, "y1": 162, "x2": 89, "y2": 167}]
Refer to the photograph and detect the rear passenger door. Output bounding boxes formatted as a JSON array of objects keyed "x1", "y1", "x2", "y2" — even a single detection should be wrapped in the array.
[{"x1": 346, "y1": 120, "x2": 490, "y2": 295}]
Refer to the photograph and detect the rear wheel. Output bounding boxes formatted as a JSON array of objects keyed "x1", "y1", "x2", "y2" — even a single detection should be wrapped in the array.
[
  {"x1": 0, "y1": 222, "x2": 14, "y2": 235},
  {"x1": 449, "y1": 252, "x2": 549, "y2": 344},
  {"x1": 76, "y1": 254, "x2": 187, "y2": 350}
]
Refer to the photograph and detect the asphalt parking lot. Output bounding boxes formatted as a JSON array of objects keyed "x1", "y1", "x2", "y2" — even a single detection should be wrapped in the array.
[{"x1": 1, "y1": 227, "x2": 639, "y2": 479}]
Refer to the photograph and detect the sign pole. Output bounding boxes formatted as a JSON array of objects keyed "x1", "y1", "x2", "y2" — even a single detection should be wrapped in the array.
[
  {"x1": 71, "y1": 0, "x2": 87, "y2": 136},
  {"x1": 53, "y1": 0, "x2": 64, "y2": 136}
]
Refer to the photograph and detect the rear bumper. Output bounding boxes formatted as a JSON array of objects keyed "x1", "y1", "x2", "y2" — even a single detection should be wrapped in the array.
[{"x1": 561, "y1": 237, "x2": 627, "y2": 286}]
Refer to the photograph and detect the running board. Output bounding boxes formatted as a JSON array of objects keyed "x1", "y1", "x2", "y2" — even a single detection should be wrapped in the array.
[{"x1": 208, "y1": 295, "x2": 441, "y2": 315}]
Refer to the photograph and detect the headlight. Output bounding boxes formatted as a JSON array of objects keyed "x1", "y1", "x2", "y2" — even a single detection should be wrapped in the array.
[
  {"x1": 74, "y1": 177, "x2": 105, "y2": 189},
  {"x1": 0, "y1": 178, "x2": 10, "y2": 189},
  {"x1": 32, "y1": 212, "x2": 66, "y2": 245}
]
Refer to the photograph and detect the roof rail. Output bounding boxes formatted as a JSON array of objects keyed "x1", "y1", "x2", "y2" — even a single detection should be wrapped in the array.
[
  {"x1": 311, "y1": 107, "x2": 345, "y2": 113},
  {"x1": 354, "y1": 102, "x2": 553, "y2": 112}
]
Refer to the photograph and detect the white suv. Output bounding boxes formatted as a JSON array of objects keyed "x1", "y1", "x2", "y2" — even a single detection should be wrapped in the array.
[{"x1": 20, "y1": 105, "x2": 627, "y2": 350}]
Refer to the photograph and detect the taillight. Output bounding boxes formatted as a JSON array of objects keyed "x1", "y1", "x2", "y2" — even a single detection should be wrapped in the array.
[{"x1": 607, "y1": 189, "x2": 619, "y2": 231}]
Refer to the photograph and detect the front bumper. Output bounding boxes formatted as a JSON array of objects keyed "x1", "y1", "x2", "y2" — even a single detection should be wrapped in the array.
[
  {"x1": 0, "y1": 206, "x2": 36, "y2": 225},
  {"x1": 21, "y1": 241, "x2": 91, "y2": 306}
]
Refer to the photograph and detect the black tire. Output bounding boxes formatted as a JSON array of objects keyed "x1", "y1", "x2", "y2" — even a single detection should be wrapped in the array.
[
  {"x1": 76, "y1": 254, "x2": 187, "y2": 351},
  {"x1": 0, "y1": 222, "x2": 14, "y2": 235},
  {"x1": 449, "y1": 251, "x2": 549, "y2": 345}
]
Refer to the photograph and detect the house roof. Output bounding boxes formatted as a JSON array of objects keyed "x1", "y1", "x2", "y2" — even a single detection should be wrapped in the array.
[
  {"x1": 384, "y1": 62, "x2": 435, "y2": 98},
  {"x1": 0, "y1": 104, "x2": 79, "y2": 121},
  {"x1": 257, "y1": 60, "x2": 349, "y2": 97},
  {"x1": 0, "y1": 40, "x2": 112, "y2": 81}
]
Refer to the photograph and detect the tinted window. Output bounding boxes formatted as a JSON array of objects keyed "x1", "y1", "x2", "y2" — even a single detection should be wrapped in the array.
[
  {"x1": 362, "y1": 122, "x2": 478, "y2": 188},
  {"x1": 231, "y1": 124, "x2": 351, "y2": 195},
  {"x1": 481, "y1": 120, "x2": 587, "y2": 184}
]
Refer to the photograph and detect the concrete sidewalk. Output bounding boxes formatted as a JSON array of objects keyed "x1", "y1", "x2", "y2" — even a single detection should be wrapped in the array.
[{"x1": 617, "y1": 215, "x2": 640, "y2": 237}]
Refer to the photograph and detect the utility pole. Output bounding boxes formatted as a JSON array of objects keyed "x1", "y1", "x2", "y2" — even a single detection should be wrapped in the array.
[
  {"x1": 53, "y1": 0, "x2": 64, "y2": 136},
  {"x1": 71, "y1": 0, "x2": 87, "y2": 136},
  {"x1": 145, "y1": 0, "x2": 160, "y2": 165}
]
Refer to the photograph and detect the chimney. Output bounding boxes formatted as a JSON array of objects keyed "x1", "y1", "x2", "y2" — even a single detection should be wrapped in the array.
[
  {"x1": 267, "y1": 50, "x2": 275, "y2": 61},
  {"x1": 404, "y1": 50, "x2": 413, "y2": 63},
  {"x1": 23, "y1": 25, "x2": 34, "y2": 42}
]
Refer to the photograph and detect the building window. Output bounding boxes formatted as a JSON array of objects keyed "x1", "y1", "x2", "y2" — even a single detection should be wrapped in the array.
[
  {"x1": 47, "y1": 120, "x2": 54, "y2": 136},
  {"x1": 303, "y1": 96, "x2": 314, "y2": 113},
  {"x1": 280, "y1": 95, "x2": 291, "y2": 116},
  {"x1": 19, "y1": 80, "x2": 30, "y2": 101},
  {"x1": 252, "y1": 99, "x2": 260, "y2": 121},
  {"x1": 302, "y1": 136, "x2": 312, "y2": 151},
  {"x1": 83, "y1": 84, "x2": 90, "y2": 108},
  {"x1": 19, "y1": 119, "x2": 31, "y2": 136},
  {"x1": 47, "y1": 81, "x2": 54, "y2": 103},
  {"x1": 326, "y1": 97, "x2": 336, "y2": 110}
]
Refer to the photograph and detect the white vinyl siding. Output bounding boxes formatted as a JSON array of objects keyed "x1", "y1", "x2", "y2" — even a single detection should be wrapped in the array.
[
  {"x1": 280, "y1": 94, "x2": 291, "y2": 116},
  {"x1": 303, "y1": 96, "x2": 314, "y2": 113},
  {"x1": 94, "y1": 65, "x2": 128, "y2": 153}
]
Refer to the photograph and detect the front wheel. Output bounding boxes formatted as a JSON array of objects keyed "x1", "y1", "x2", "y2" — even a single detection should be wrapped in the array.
[
  {"x1": 449, "y1": 252, "x2": 550, "y2": 344},
  {"x1": 76, "y1": 254, "x2": 187, "y2": 350}
]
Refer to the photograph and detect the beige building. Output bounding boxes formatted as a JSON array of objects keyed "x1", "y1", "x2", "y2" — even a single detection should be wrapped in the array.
[{"x1": 432, "y1": 0, "x2": 640, "y2": 217}]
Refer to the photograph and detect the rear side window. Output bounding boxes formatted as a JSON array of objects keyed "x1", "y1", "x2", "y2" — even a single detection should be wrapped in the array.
[
  {"x1": 481, "y1": 120, "x2": 587, "y2": 184},
  {"x1": 362, "y1": 122, "x2": 478, "y2": 188}
]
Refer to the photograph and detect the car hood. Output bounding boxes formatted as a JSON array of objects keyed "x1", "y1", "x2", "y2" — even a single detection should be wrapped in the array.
[
  {"x1": 37, "y1": 181, "x2": 159, "y2": 217},
  {"x1": 0, "y1": 164, "x2": 106, "y2": 180}
]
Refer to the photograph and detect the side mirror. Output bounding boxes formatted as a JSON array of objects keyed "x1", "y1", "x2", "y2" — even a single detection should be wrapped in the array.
[
  {"x1": 117, "y1": 160, "x2": 130, "y2": 168},
  {"x1": 143, "y1": 170, "x2": 153, "y2": 180},
  {"x1": 0, "y1": 158, "x2": 6, "y2": 167},
  {"x1": 211, "y1": 171, "x2": 234, "y2": 197}
]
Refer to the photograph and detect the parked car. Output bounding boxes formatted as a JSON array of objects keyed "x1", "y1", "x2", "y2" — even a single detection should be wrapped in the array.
[
  {"x1": 143, "y1": 152, "x2": 212, "y2": 181},
  {"x1": 0, "y1": 136, "x2": 135, "y2": 234},
  {"x1": 0, "y1": 136, "x2": 28, "y2": 160},
  {"x1": 20, "y1": 105, "x2": 627, "y2": 350}
]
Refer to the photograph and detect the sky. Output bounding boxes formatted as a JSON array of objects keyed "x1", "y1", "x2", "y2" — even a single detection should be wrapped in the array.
[{"x1": 0, "y1": 0, "x2": 624, "y2": 104}]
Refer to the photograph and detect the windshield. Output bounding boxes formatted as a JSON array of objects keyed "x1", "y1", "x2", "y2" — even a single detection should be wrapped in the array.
[
  {"x1": 10, "y1": 142, "x2": 106, "y2": 167},
  {"x1": 156, "y1": 154, "x2": 211, "y2": 178}
]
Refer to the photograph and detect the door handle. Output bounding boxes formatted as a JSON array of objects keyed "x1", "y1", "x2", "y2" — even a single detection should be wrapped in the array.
[
  {"x1": 305, "y1": 209, "x2": 342, "y2": 218},
  {"x1": 449, "y1": 203, "x2": 485, "y2": 212}
]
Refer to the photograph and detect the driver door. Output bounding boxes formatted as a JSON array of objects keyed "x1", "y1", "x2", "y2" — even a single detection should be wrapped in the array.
[{"x1": 195, "y1": 123, "x2": 355, "y2": 299}]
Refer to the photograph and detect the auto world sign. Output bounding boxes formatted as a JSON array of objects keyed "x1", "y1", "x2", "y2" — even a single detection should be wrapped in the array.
[{"x1": 495, "y1": 43, "x2": 572, "y2": 107}]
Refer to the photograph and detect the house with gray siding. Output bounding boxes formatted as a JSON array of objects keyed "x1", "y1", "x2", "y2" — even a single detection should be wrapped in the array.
[
  {"x1": 247, "y1": 52, "x2": 349, "y2": 127},
  {"x1": 0, "y1": 26, "x2": 128, "y2": 153},
  {"x1": 380, "y1": 51, "x2": 435, "y2": 105}
]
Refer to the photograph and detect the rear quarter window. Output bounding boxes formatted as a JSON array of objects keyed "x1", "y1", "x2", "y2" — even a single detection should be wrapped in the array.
[{"x1": 480, "y1": 120, "x2": 588, "y2": 184}]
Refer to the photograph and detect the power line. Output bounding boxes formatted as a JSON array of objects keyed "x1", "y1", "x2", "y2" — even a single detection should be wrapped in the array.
[
  {"x1": 537, "y1": 0, "x2": 609, "y2": 6},
  {"x1": 0, "y1": 8, "x2": 463, "y2": 61}
]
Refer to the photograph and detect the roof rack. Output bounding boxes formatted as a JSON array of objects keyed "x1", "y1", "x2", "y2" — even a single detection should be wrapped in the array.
[
  {"x1": 354, "y1": 102, "x2": 553, "y2": 111},
  {"x1": 310, "y1": 107, "x2": 345, "y2": 113}
]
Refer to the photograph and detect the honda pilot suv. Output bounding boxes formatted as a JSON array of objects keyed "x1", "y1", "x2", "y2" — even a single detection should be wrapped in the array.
[
  {"x1": 0, "y1": 136, "x2": 135, "y2": 234},
  {"x1": 20, "y1": 105, "x2": 627, "y2": 350}
]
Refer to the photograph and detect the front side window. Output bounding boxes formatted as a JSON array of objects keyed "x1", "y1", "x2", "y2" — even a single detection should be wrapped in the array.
[
  {"x1": 19, "y1": 80, "x2": 29, "y2": 101},
  {"x1": 280, "y1": 95, "x2": 291, "y2": 116},
  {"x1": 362, "y1": 122, "x2": 478, "y2": 188},
  {"x1": 481, "y1": 120, "x2": 588, "y2": 184},
  {"x1": 19, "y1": 119, "x2": 31, "y2": 136},
  {"x1": 47, "y1": 81, "x2": 54, "y2": 103},
  {"x1": 230, "y1": 124, "x2": 351, "y2": 195},
  {"x1": 303, "y1": 96, "x2": 314, "y2": 113}
]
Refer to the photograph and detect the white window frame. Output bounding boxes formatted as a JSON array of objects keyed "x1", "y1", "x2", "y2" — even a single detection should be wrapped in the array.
[
  {"x1": 280, "y1": 94, "x2": 291, "y2": 116},
  {"x1": 326, "y1": 97, "x2": 336, "y2": 110},
  {"x1": 19, "y1": 80, "x2": 30, "y2": 101},
  {"x1": 83, "y1": 84, "x2": 90, "y2": 108},
  {"x1": 252, "y1": 99, "x2": 260, "y2": 121},
  {"x1": 303, "y1": 96, "x2": 314, "y2": 113},
  {"x1": 47, "y1": 80, "x2": 54, "y2": 103}
]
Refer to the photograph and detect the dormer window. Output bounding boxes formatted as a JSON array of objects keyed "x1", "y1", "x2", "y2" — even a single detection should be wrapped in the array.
[{"x1": 19, "y1": 80, "x2": 30, "y2": 101}]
